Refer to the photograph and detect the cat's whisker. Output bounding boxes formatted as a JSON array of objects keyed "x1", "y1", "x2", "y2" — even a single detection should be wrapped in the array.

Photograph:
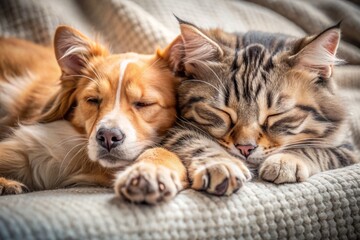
[
  {"x1": 281, "y1": 139, "x2": 332, "y2": 148},
  {"x1": 186, "y1": 59, "x2": 227, "y2": 93},
  {"x1": 186, "y1": 79, "x2": 225, "y2": 99},
  {"x1": 282, "y1": 144, "x2": 333, "y2": 150},
  {"x1": 176, "y1": 116, "x2": 211, "y2": 137},
  {"x1": 260, "y1": 141, "x2": 334, "y2": 157}
]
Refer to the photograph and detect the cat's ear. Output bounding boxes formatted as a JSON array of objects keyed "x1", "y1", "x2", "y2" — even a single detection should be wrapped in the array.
[
  {"x1": 180, "y1": 23, "x2": 223, "y2": 62},
  {"x1": 290, "y1": 25, "x2": 343, "y2": 78},
  {"x1": 177, "y1": 18, "x2": 223, "y2": 63},
  {"x1": 54, "y1": 26, "x2": 109, "y2": 75},
  {"x1": 157, "y1": 19, "x2": 223, "y2": 74}
]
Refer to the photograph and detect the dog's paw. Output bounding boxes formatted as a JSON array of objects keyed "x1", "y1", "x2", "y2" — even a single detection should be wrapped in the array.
[
  {"x1": 259, "y1": 153, "x2": 309, "y2": 184},
  {"x1": 114, "y1": 162, "x2": 182, "y2": 204},
  {"x1": 0, "y1": 177, "x2": 28, "y2": 195},
  {"x1": 189, "y1": 158, "x2": 251, "y2": 196}
]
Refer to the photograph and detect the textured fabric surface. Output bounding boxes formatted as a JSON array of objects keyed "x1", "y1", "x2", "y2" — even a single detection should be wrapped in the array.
[
  {"x1": 0, "y1": 0, "x2": 61, "y2": 45},
  {"x1": 0, "y1": 0, "x2": 360, "y2": 239},
  {"x1": 1, "y1": 164, "x2": 359, "y2": 239}
]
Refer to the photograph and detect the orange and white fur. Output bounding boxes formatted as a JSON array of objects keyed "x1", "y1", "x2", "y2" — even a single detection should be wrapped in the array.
[{"x1": 0, "y1": 26, "x2": 187, "y2": 204}]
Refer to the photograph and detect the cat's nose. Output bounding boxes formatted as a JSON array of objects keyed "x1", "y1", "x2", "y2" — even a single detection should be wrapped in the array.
[{"x1": 236, "y1": 144, "x2": 257, "y2": 158}]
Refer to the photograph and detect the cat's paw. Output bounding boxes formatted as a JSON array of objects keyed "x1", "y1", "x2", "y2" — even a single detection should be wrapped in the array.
[
  {"x1": 114, "y1": 162, "x2": 182, "y2": 204},
  {"x1": 190, "y1": 158, "x2": 251, "y2": 196},
  {"x1": 259, "y1": 153, "x2": 309, "y2": 184},
  {"x1": 0, "y1": 177, "x2": 28, "y2": 195}
]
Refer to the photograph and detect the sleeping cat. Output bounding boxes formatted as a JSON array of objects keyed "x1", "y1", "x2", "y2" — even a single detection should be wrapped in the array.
[{"x1": 158, "y1": 20, "x2": 359, "y2": 196}]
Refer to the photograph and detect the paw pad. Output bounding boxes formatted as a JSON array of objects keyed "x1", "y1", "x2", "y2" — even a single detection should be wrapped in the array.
[
  {"x1": 191, "y1": 159, "x2": 251, "y2": 196},
  {"x1": 115, "y1": 163, "x2": 181, "y2": 204}
]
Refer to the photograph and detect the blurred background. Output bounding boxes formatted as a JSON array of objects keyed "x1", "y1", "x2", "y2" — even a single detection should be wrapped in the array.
[{"x1": 0, "y1": 0, "x2": 359, "y2": 60}]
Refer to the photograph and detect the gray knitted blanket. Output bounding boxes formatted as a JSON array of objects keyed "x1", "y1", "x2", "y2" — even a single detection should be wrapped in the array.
[
  {"x1": 0, "y1": 164, "x2": 359, "y2": 239},
  {"x1": 0, "y1": 0, "x2": 360, "y2": 239}
]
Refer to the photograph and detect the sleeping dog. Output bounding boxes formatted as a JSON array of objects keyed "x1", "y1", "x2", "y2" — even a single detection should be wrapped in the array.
[{"x1": 0, "y1": 26, "x2": 187, "y2": 204}]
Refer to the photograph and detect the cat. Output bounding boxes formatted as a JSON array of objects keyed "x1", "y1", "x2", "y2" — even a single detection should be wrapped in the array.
[{"x1": 158, "y1": 20, "x2": 359, "y2": 196}]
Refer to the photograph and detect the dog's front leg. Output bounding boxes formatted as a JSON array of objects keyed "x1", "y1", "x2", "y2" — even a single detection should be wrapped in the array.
[
  {"x1": 0, "y1": 139, "x2": 30, "y2": 195},
  {"x1": 114, "y1": 147, "x2": 188, "y2": 204}
]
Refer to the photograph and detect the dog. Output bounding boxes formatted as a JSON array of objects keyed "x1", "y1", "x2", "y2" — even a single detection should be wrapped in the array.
[{"x1": 0, "y1": 26, "x2": 187, "y2": 204}]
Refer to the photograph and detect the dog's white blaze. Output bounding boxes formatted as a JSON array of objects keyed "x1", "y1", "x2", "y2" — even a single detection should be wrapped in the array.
[
  {"x1": 105, "y1": 59, "x2": 137, "y2": 121},
  {"x1": 88, "y1": 59, "x2": 140, "y2": 163},
  {"x1": 113, "y1": 59, "x2": 134, "y2": 110},
  {"x1": 98, "y1": 59, "x2": 138, "y2": 128},
  {"x1": 97, "y1": 59, "x2": 135, "y2": 123}
]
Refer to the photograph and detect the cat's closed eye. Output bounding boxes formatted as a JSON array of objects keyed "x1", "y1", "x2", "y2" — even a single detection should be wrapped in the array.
[
  {"x1": 260, "y1": 108, "x2": 291, "y2": 128},
  {"x1": 266, "y1": 110, "x2": 308, "y2": 134},
  {"x1": 190, "y1": 104, "x2": 233, "y2": 138}
]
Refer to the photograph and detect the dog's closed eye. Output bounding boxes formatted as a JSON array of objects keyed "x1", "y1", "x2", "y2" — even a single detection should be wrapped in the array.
[
  {"x1": 133, "y1": 101, "x2": 156, "y2": 109},
  {"x1": 86, "y1": 97, "x2": 102, "y2": 105}
]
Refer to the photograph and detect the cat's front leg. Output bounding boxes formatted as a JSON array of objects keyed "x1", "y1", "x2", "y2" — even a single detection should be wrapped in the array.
[
  {"x1": 114, "y1": 147, "x2": 187, "y2": 204},
  {"x1": 259, "y1": 145, "x2": 357, "y2": 184},
  {"x1": 162, "y1": 127, "x2": 252, "y2": 196},
  {"x1": 188, "y1": 155, "x2": 251, "y2": 196},
  {"x1": 259, "y1": 153, "x2": 311, "y2": 184}
]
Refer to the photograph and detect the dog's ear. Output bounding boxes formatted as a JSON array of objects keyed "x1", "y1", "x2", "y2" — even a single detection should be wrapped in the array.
[
  {"x1": 38, "y1": 26, "x2": 108, "y2": 123},
  {"x1": 54, "y1": 26, "x2": 109, "y2": 75},
  {"x1": 157, "y1": 35, "x2": 184, "y2": 74}
]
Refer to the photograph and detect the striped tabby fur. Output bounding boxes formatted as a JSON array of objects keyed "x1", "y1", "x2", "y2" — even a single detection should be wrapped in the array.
[{"x1": 161, "y1": 20, "x2": 359, "y2": 196}]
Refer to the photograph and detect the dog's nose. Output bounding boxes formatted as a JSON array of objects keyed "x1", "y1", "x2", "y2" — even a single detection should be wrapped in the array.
[
  {"x1": 236, "y1": 144, "x2": 257, "y2": 158},
  {"x1": 96, "y1": 128, "x2": 125, "y2": 152}
]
